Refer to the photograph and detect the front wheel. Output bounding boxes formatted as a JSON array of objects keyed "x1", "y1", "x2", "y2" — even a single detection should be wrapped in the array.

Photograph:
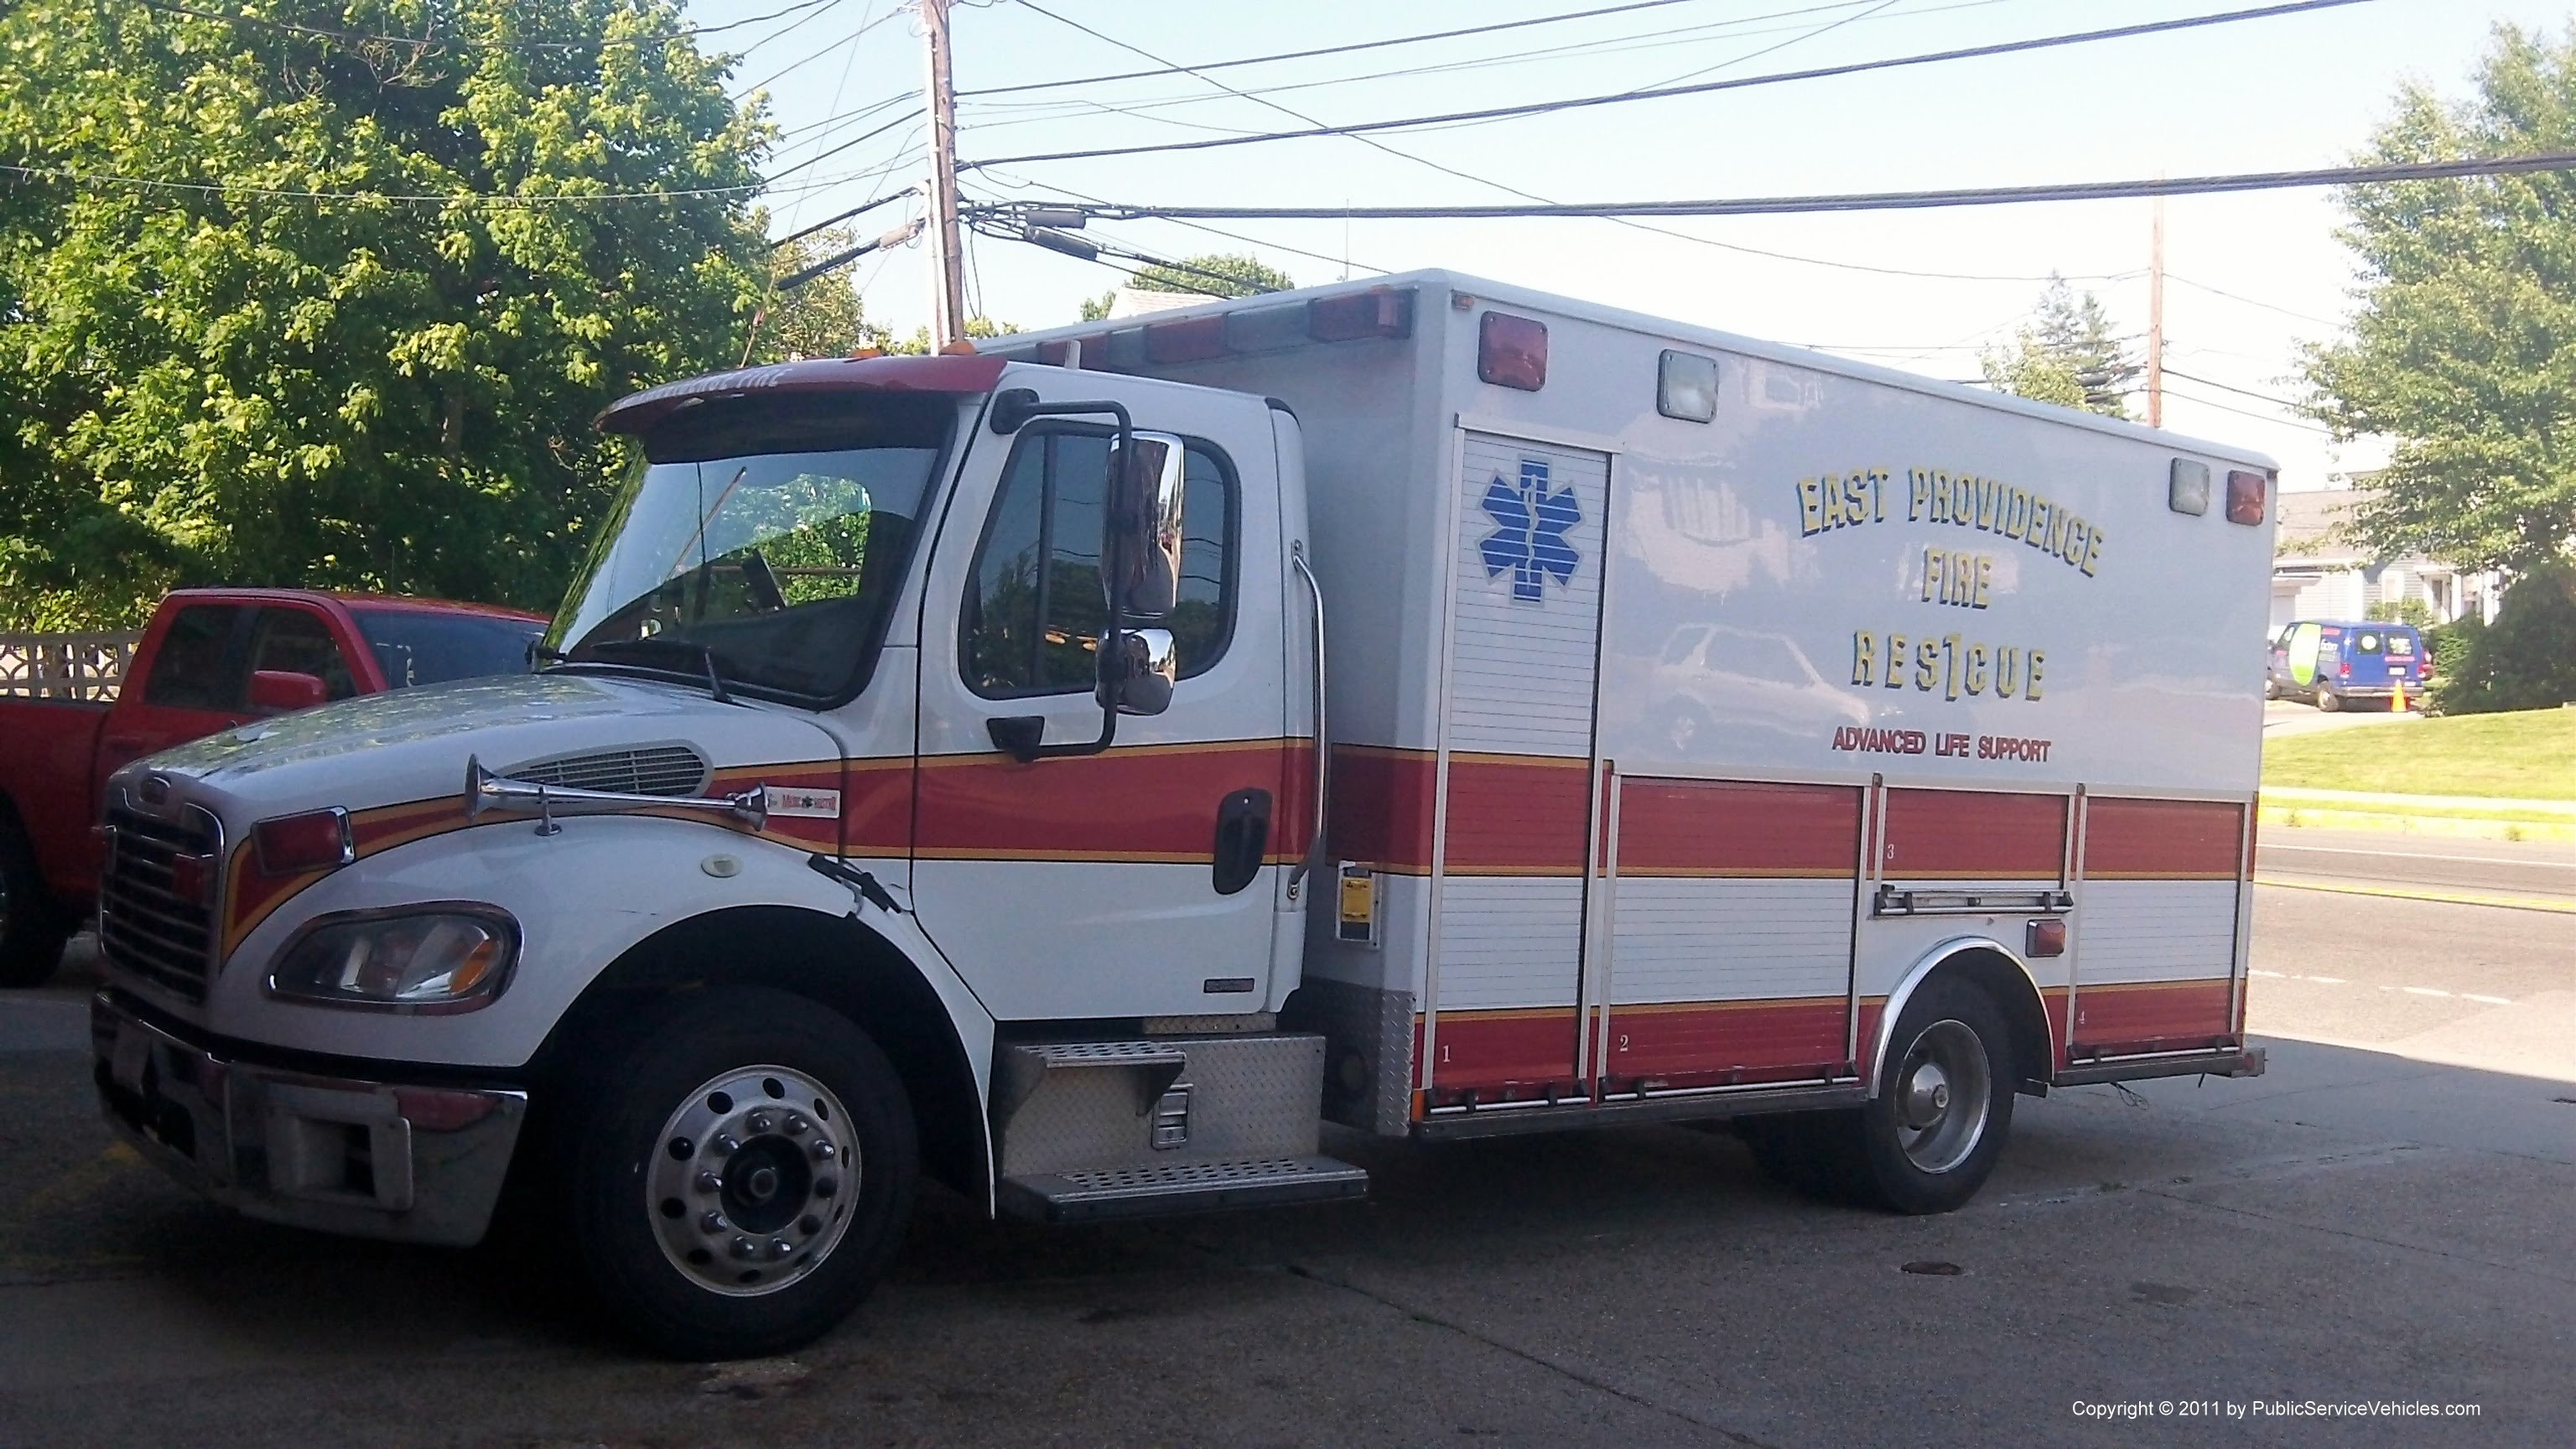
[
  {"x1": 0, "y1": 816, "x2": 70, "y2": 989},
  {"x1": 2262, "y1": 676, "x2": 2282, "y2": 700},
  {"x1": 563, "y1": 986, "x2": 917, "y2": 1359}
]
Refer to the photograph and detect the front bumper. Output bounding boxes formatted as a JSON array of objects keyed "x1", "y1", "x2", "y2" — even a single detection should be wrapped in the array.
[{"x1": 91, "y1": 991, "x2": 526, "y2": 1247}]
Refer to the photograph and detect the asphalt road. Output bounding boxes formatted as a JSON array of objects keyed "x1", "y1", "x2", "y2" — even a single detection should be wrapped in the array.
[{"x1": 0, "y1": 844, "x2": 2569, "y2": 1446}]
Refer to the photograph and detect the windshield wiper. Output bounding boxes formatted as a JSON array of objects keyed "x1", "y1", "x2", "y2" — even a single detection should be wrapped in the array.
[{"x1": 568, "y1": 636, "x2": 738, "y2": 704}]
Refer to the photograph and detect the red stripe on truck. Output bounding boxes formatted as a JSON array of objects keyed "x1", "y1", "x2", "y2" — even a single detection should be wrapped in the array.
[
  {"x1": 1600, "y1": 995, "x2": 1854, "y2": 1088},
  {"x1": 2082, "y1": 797, "x2": 2246, "y2": 880},
  {"x1": 1443, "y1": 752, "x2": 1592, "y2": 875},
  {"x1": 2070, "y1": 979, "x2": 2235, "y2": 1057},
  {"x1": 1618, "y1": 778, "x2": 1862, "y2": 878},
  {"x1": 1883, "y1": 787, "x2": 2068, "y2": 880}
]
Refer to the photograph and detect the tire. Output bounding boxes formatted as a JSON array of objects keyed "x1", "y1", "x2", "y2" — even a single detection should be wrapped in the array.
[
  {"x1": 2262, "y1": 676, "x2": 2281, "y2": 701},
  {"x1": 0, "y1": 815, "x2": 70, "y2": 989},
  {"x1": 1850, "y1": 976, "x2": 2016, "y2": 1214},
  {"x1": 559, "y1": 985, "x2": 917, "y2": 1360},
  {"x1": 2314, "y1": 688, "x2": 2340, "y2": 713},
  {"x1": 1735, "y1": 978, "x2": 2015, "y2": 1214}
]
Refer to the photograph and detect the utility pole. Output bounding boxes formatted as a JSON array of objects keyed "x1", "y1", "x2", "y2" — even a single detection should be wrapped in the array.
[
  {"x1": 2146, "y1": 192, "x2": 2165, "y2": 428},
  {"x1": 922, "y1": 0, "x2": 968, "y2": 350}
]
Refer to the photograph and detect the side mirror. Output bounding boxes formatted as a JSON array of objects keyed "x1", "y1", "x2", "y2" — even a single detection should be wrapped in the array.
[
  {"x1": 1105, "y1": 431, "x2": 1187, "y2": 621},
  {"x1": 248, "y1": 669, "x2": 328, "y2": 714},
  {"x1": 1097, "y1": 628, "x2": 1176, "y2": 717}
]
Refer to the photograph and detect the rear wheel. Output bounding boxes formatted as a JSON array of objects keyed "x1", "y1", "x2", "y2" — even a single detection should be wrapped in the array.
[
  {"x1": 561, "y1": 986, "x2": 917, "y2": 1359},
  {"x1": 1852, "y1": 977, "x2": 2015, "y2": 1213},
  {"x1": 0, "y1": 816, "x2": 69, "y2": 989},
  {"x1": 1739, "y1": 977, "x2": 2014, "y2": 1214},
  {"x1": 2314, "y1": 687, "x2": 2341, "y2": 712}
]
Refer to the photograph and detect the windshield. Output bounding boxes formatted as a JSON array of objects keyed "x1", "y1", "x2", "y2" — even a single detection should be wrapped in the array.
[
  {"x1": 549, "y1": 392, "x2": 958, "y2": 701},
  {"x1": 355, "y1": 610, "x2": 543, "y2": 687}
]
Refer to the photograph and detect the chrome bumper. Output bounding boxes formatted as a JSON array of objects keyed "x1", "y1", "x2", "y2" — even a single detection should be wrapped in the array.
[{"x1": 91, "y1": 992, "x2": 526, "y2": 1247}]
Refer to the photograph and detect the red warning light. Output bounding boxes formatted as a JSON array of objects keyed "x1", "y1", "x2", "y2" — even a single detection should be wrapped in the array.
[{"x1": 1477, "y1": 312, "x2": 1548, "y2": 392}]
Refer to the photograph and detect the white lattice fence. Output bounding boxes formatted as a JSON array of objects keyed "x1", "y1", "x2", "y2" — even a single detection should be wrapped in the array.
[{"x1": 0, "y1": 631, "x2": 145, "y2": 701}]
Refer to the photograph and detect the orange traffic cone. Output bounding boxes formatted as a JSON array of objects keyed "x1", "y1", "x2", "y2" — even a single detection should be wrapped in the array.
[{"x1": 2391, "y1": 677, "x2": 2407, "y2": 712}]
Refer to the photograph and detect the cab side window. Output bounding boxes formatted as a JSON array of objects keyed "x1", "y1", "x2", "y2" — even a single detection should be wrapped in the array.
[
  {"x1": 141, "y1": 605, "x2": 245, "y2": 711},
  {"x1": 963, "y1": 428, "x2": 1237, "y2": 698},
  {"x1": 247, "y1": 607, "x2": 359, "y2": 700}
]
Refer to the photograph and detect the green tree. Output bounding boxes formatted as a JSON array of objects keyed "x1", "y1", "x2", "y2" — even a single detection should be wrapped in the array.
[
  {"x1": 1078, "y1": 252, "x2": 1294, "y2": 322},
  {"x1": 1980, "y1": 277, "x2": 2140, "y2": 418},
  {"x1": 0, "y1": 0, "x2": 773, "y2": 628},
  {"x1": 2301, "y1": 25, "x2": 2576, "y2": 582}
]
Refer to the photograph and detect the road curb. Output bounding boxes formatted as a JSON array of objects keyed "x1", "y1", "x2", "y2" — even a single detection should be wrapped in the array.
[{"x1": 2258, "y1": 802, "x2": 2576, "y2": 844}]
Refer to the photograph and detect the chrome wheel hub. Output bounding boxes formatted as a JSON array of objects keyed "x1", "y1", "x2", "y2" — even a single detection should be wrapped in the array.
[
  {"x1": 647, "y1": 1066, "x2": 856, "y2": 1297},
  {"x1": 1893, "y1": 1020, "x2": 1990, "y2": 1175}
]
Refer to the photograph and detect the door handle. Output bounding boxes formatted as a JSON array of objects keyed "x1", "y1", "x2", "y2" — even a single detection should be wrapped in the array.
[{"x1": 1212, "y1": 788, "x2": 1272, "y2": 896}]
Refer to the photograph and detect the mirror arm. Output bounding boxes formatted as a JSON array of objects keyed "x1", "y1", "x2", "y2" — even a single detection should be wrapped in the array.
[{"x1": 980, "y1": 390, "x2": 1132, "y2": 762}]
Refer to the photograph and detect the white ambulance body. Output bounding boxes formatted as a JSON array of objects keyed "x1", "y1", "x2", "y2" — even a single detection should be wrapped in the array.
[{"x1": 91, "y1": 270, "x2": 2273, "y2": 1359}]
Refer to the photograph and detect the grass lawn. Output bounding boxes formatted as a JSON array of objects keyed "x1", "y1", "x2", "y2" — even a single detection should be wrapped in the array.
[{"x1": 2263, "y1": 708, "x2": 2576, "y2": 801}]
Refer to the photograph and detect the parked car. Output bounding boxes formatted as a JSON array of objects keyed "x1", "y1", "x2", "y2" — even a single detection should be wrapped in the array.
[
  {"x1": 0, "y1": 589, "x2": 545, "y2": 984},
  {"x1": 2265, "y1": 618, "x2": 2428, "y2": 711}
]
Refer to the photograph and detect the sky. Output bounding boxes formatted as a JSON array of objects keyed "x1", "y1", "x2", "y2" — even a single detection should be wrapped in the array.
[{"x1": 699, "y1": 0, "x2": 2576, "y2": 493}]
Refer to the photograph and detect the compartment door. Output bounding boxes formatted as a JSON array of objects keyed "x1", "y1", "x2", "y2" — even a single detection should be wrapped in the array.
[{"x1": 1423, "y1": 433, "x2": 1611, "y2": 1105}]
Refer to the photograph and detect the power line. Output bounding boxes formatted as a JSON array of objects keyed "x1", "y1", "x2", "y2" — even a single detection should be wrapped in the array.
[
  {"x1": 963, "y1": 0, "x2": 2382, "y2": 171},
  {"x1": 964, "y1": 0, "x2": 1740, "y2": 97},
  {"x1": 735, "y1": 3, "x2": 905, "y2": 91},
  {"x1": 999, "y1": 1, "x2": 2108, "y2": 288},
  {"x1": 131, "y1": 0, "x2": 839, "y2": 52},
  {"x1": 963, "y1": 174, "x2": 1391, "y2": 276},
  {"x1": 2163, "y1": 367, "x2": 2312, "y2": 410},
  {"x1": 768, "y1": 176, "x2": 917, "y2": 251},
  {"x1": 1013, "y1": 151, "x2": 2576, "y2": 222},
  {"x1": 962, "y1": 0, "x2": 1918, "y2": 118},
  {"x1": 2166, "y1": 273, "x2": 2343, "y2": 327},
  {"x1": 763, "y1": 112, "x2": 917, "y2": 183},
  {"x1": 2162, "y1": 384, "x2": 2333, "y2": 434}
]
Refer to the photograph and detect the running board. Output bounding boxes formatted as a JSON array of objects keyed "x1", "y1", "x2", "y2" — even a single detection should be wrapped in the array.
[
  {"x1": 999, "y1": 1155, "x2": 1368, "y2": 1223},
  {"x1": 2054, "y1": 1046, "x2": 2266, "y2": 1086}
]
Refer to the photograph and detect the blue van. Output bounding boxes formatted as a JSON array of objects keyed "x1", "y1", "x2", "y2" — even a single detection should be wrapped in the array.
[{"x1": 2265, "y1": 619, "x2": 2428, "y2": 711}]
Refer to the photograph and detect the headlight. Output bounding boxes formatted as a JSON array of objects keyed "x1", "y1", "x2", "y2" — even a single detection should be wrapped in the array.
[{"x1": 267, "y1": 906, "x2": 519, "y2": 1012}]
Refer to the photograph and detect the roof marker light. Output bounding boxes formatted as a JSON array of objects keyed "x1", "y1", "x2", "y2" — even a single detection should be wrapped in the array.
[
  {"x1": 1478, "y1": 311, "x2": 1548, "y2": 392},
  {"x1": 1658, "y1": 350, "x2": 1719, "y2": 423},
  {"x1": 2168, "y1": 459, "x2": 2210, "y2": 515}
]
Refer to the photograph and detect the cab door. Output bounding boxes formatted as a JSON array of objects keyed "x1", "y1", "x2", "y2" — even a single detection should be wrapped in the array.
[
  {"x1": 98, "y1": 603, "x2": 254, "y2": 785},
  {"x1": 909, "y1": 379, "x2": 1293, "y2": 1021}
]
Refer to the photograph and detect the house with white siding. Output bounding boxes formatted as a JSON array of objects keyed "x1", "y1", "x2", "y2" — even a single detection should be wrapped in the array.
[{"x1": 2269, "y1": 487, "x2": 2500, "y2": 633}]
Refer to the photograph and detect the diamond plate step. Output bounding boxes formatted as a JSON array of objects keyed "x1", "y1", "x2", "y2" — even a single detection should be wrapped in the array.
[
  {"x1": 995, "y1": 1040, "x2": 1190, "y2": 1119},
  {"x1": 999, "y1": 1154, "x2": 1368, "y2": 1223}
]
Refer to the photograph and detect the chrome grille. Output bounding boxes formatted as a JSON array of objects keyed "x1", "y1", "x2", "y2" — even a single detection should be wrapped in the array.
[
  {"x1": 99, "y1": 804, "x2": 221, "y2": 1005},
  {"x1": 505, "y1": 745, "x2": 709, "y2": 797}
]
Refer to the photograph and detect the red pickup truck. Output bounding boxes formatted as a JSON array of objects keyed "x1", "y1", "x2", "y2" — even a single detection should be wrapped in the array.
[{"x1": 0, "y1": 589, "x2": 546, "y2": 985}]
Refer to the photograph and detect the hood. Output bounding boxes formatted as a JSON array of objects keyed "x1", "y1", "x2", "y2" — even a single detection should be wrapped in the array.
[{"x1": 130, "y1": 672, "x2": 844, "y2": 826}]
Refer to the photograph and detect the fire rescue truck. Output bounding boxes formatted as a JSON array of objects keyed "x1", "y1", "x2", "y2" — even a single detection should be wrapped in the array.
[{"x1": 90, "y1": 271, "x2": 2273, "y2": 1358}]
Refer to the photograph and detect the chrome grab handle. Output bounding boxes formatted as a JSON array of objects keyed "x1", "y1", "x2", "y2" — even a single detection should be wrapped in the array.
[
  {"x1": 463, "y1": 756, "x2": 767, "y2": 834},
  {"x1": 1288, "y1": 543, "x2": 1327, "y2": 894}
]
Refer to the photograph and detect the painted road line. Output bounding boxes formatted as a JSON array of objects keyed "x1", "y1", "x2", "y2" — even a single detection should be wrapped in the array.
[
  {"x1": 2252, "y1": 875, "x2": 2576, "y2": 915},
  {"x1": 2249, "y1": 972, "x2": 2511, "y2": 1001}
]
